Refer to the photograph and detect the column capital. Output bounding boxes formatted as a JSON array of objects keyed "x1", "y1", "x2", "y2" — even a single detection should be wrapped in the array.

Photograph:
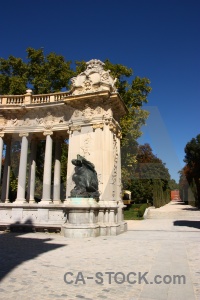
[
  {"x1": 0, "y1": 132, "x2": 5, "y2": 138},
  {"x1": 19, "y1": 132, "x2": 29, "y2": 138},
  {"x1": 43, "y1": 130, "x2": 53, "y2": 136}
]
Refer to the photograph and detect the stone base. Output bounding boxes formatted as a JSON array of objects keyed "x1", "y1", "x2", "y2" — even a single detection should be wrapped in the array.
[
  {"x1": 0, "y1": 203, "x2": 67, "y2": 233},
  {"x1": 62, "y1": 224, "x2": 100, "y2": 238},
  {"x1": 0, "y1": 199, "x2": 128, "y2": 237}
]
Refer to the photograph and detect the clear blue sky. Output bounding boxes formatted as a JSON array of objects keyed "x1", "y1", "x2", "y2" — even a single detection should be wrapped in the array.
[{"x1": 1, "y1": 0, "x2": 200, "y2": 182}]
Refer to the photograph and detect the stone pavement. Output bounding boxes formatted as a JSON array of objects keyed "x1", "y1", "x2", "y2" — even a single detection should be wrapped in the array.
[{"x1": 0, "y1": 201, "x2": 200, "y2": 300}]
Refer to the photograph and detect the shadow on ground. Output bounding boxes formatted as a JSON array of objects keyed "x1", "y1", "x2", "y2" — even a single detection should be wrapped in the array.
[
  {"x1": 181, "y1": 207, "x2": 200, "y2": 211},
  {"x1": 0, "y1": 220, "x2": 66, "y2": 282},
  {"x1": 170, "y1": 202, "x2": 200, "y2": 211},
  {"x1": 174, "y1": 220, "x2": 200, "y2": 230},
  {"x1": 170, "y1": 201, "x2": 185, "y2": 205}
]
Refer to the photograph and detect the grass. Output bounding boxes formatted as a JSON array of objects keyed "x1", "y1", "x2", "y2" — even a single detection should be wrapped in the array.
[{"x1": 124, "y1": 203, "x2": 150, "y2": 220}]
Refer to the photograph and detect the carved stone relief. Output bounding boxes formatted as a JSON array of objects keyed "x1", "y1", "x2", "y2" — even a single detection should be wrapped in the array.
[
  {"x1": 111, "y1": 135, "x2": 119, "y2": 198},
  {"x1": 70, "y1": 59, "x2": 117, "y2": 95},
  {"x1": 80, "y1": 133, "x2": 92, "y2": 158},
  {"x1": 4, "y1": 108, "x2": 72, "y2": 130}
]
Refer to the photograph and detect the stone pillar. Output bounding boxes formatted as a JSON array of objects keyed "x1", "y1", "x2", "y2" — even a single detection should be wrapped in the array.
[
  {"x1": 53, "y1": 137, "x2": 62, "y2": 204},
  {"x1": 40, "y1": 131, "x2": 53, "y2": 204},
  {"x1": 27, "y1": 138, "x2": 37, "y2": 204},
  {"x1": 1, "y1": 138, "x2": 11, "y2": 203},
  {"x1": 102, "y1": 124, "x2": 113, "y2": 201},
  {"x1": 66, "y1": 127, "x2": 81, "y2": 199},
  {"x1": 15, "y1": 133, "x2": 29, "y2": 203},
  {"x1": 0, "y1": 134, "x2": 4, "y2": 184}
]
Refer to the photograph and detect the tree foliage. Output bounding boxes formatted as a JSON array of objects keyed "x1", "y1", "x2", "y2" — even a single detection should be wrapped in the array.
[
  {"x1": 179, "y1": 134, "x2": 200, "y2": 207},
  {"x1": 0, "y1": 48, "x2": 74, "y2": 95},
  {"x1": 125, "y1": 143, "x2": 171, "y2": 207},
  {"x1": 0, "y1": 48, "x2": 153, "y2": 202},
  {"x1": 27, "y1": 48, "x2": 74, "y2": 94},
  {"x1": 0, "y1": 56, "x2": 28, "y2": 94}
]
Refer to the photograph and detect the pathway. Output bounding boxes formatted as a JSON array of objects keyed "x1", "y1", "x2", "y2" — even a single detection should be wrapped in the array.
[{"x1": 0, "y1": 201, "x2": 200, "y2": 300}]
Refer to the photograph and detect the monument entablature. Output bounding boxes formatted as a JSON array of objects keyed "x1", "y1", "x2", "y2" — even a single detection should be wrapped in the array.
[{"x1": 0, "y1": 59, "x2": 127, "y2": 237}]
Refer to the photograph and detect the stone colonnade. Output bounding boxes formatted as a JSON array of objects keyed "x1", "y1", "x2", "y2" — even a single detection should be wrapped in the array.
[
  {"x1": 0, "y1": 59, "x2": 128, "y2": 237},
  {"x1": 0, "y1": 132, "x2": 65, "y2": 204}
]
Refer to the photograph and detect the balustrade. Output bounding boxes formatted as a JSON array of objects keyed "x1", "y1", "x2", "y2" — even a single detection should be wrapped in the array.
[
  {"x1": 0, "y1": 90, "x2": 70, "y2": 106},
  {"x1": 6, "y1": 96, "x2": 25, "y2": 104},
  {"x1": 32, "y1": 95, "x2": 50, "y2": 103}
]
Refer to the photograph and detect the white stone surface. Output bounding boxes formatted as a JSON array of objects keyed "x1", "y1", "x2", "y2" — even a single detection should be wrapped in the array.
[
  {"x1": 0, "y1": 59, "x2": 127, "y2": 237},
  {"x1": 41, "y1": 132, "x2": 53, "y2": 204},
  {"x1": 16, "y1": 134, "x2": 29, "y2": 203}
]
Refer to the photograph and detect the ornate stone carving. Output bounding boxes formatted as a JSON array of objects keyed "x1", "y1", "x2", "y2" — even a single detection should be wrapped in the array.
[
  {"x1": 103, "y1": 108, "x2": 113, "y2": 123},
  {"x1": 44, "y1": 124, "x2": 53, "y2": 130},
  {"x1": 22, "y1": 118, "x2": 31, "y2": 126},
  {"x1": 80, "y1": 133, "x2": 92, "y2": 157},
  {"x1": 70, "y1": 125, "x2": 81, "y2": 133},
  {"x1": 109, "y1": 123, "x2": 117, "y2": 134},
  {"x1": 41, "y1": 112, "x2": 54, "y2": 125},
  {"x1": 7, "y1": 118, "x2": 18, "y2": 126},
  {"x1": 73, "y1": 110, "x2": 80, "y2": 118},
  {"x1": 82, "y1": 104, "x2": 93, "y2": 121},
  {"x1": 117, "y1": 131, "x2": 122, "y2": 139},
  {"x1": 111, "y1": 135, "x2": 118, "y2": 198},
  {"x1": 95, "y1": 106, "x2": 102, "y2": 114},
  {"x1": 92, "y1": 123, "x2": 104, "y2": 130},
  {"x1": 4, "y1": 108, "x2": 70, "y2": 130},
  {"x1": 107, "y1": 119, "x2": 122, "y2": 139},
  {"x1": 114, "y1": 140, "x2": 118, "y2": 177},
  {"x1": 70, "y1": 59, "x2": 117, "y2": 95}
]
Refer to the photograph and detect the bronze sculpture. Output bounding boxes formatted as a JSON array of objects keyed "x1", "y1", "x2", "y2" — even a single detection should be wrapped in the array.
[{"x1": 70, "y1": 155, "x2": 100, "y2": 199}]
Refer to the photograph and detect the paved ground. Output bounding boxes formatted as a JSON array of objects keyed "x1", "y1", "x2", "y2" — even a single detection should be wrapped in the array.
[{"x1": 0, "y1": 201, "x2": 200, "y2": 300}]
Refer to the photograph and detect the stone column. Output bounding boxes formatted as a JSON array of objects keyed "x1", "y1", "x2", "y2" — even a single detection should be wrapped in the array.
[
  {"x1": 1, "y1": 138, "x2": 11, "y2": 203},
  {"x1": 27, "y1": 138, "x2": 37, "y2": 204},
  {"x1": 0, "y1": 133, "x2": 4, "y2": 184},
  {"x1": 15, "y1": 133, "x2": 29, "y2": 203},
  {"x1": 53, "y1": 137, "x2": 62, "y2": 204},
  {"x1": 66, "y1": 127, "x2": 81, "y2": 199},
  {"x1": 40, "y1": 131, "x2": 53, "y2": 204}
]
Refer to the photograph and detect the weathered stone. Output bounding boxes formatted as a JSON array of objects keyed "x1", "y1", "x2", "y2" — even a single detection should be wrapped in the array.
[{"x1": 0, "y1": 59, "x2": 127, "y2": 237}]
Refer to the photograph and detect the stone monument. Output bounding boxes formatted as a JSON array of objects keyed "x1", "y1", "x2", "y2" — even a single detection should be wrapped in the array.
[{"x1": 0, "y1": 59, "x2": 127, "y2": 237}]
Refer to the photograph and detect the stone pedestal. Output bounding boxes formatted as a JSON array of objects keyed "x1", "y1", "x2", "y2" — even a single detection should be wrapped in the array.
[{"x1": 62, "y1": 198, "x2": 100, "y2": 238}]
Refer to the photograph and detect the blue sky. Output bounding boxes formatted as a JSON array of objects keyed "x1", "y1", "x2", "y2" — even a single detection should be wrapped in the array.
[{"x1": 1, "y1": 0, "x2": 200, "y2": 182}]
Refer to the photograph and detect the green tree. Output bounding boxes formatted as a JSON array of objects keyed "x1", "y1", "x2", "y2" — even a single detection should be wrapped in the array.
[
  {"x1": 180, "y1": 134, "x2": 200, "y2": 207},
  {"x1": 27, "y1": 48, "x2": 74, "y2": 94},
  {"x1": 102, "y1": 60, "x2": 151, "y2": 186},
  {"x1": 0, "y1": 48, "x2": 75, "y2": 95},
  {"x1": 169, "y1": 179, "x2": 179, "y2": 190},
  {"x1": 0, "y1": 48, "x2": 152, "y2": 201},
  {"x1": 0, "y1": 56, "x2": 28, "y2": 94},
  {"x1": 128, "y1": 143, "x2": 171, "y2": 207}
]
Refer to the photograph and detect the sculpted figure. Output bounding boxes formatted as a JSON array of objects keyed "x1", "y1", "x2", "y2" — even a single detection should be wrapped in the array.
[{"x1": 70, "y1": 155, "x2": 99, "y2": 199}]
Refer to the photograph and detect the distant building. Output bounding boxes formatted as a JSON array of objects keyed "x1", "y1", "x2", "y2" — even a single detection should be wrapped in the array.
[{"x1": 171, "y1": 189, "x2": 181, "y2": 201}]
